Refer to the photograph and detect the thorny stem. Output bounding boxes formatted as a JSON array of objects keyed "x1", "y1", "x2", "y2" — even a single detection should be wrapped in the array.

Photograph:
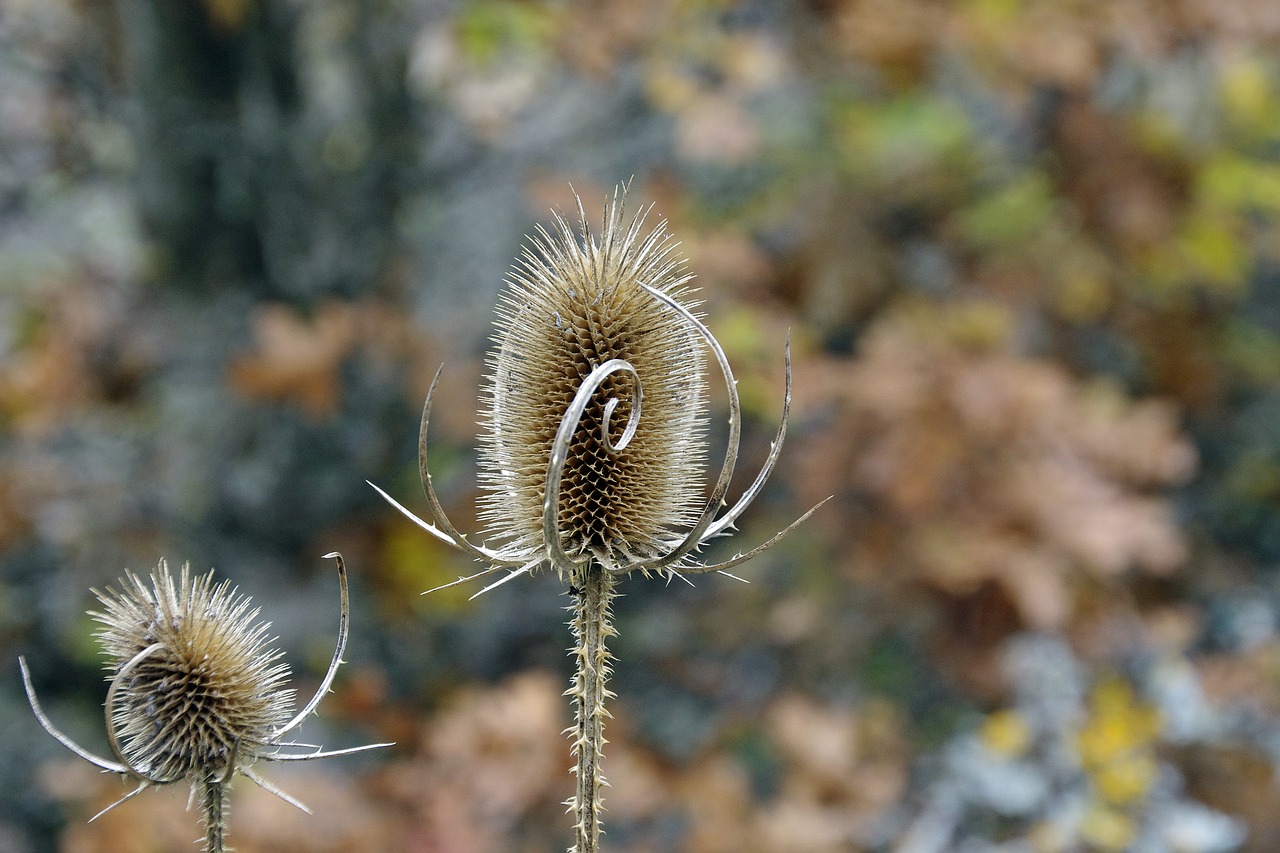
[
  {"x1": 200, "y1": 778, "x2": 229, "y2": 853},
  {"x1": 567, "y1": 561, "x2": 617, "y2": 853}
]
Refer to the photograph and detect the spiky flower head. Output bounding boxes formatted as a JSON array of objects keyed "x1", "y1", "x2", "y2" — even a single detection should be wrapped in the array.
[
  {"x1": 372, "y1": 185, "x2": 824, "y2": 593},
  {"x1": 19, "y1": 553, "x2": 390, "y2": 853},
  {"x1": 91, "y1": 560, "x2": 294, "y2": 784},
  {"x1": 478, "y1": 193, "x2": 707, "y2": 568}
]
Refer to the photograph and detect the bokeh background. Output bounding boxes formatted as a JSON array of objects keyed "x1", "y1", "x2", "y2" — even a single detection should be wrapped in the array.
[{"x1": 4, "y1": 0, "x2": 1280, "y2": 850}]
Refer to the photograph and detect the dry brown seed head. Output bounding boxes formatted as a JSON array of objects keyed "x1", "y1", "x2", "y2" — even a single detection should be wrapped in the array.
[
  {"x1": 91, "y1": 560, "x2": 294, "y2": 783},
  {"x1": 478, "y1": 194, "x2": 707, "y2": 567}
]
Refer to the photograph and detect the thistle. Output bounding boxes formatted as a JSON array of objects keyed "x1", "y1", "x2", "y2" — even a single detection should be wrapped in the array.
[
  {"x1": 19, "y1": 553, "x2": 391, "y2": 853},
  {"x1": 372, "y1": 188, "x2": 824, "y2": 852}
]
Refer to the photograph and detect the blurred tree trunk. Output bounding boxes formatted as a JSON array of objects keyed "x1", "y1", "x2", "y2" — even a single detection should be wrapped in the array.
[{"x1": 115, "y1": 0, "x2": 418, "y2": 301}]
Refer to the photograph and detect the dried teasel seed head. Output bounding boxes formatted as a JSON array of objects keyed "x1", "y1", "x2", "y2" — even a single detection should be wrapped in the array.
[
  {"x1": 478, "y1": 191, "x2": 708, "y2": 568},
  {"x1": 23, "y1": 552, "x2": 390, "y2": 852},
  {"x1": 91, "y1": 560, "x2": 294, "y2": 784}
]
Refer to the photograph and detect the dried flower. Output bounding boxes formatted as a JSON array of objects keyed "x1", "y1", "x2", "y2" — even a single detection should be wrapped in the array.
[
  {"x1": 372, "y1": 189, "x2": 822, "y2": 590},
  {"x1": 19, "y1": 553, "x2": 390, "y2": 853},
  {"x1": 478, "y1": 199, "x2": 709, "y2": 566},
  {"x1": 373, "y1": 187, "x2": 823, "y2": 853}
]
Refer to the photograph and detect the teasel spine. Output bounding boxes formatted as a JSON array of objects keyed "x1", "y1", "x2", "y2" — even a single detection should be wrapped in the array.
[{"x1": 567, "y1": 563, "x2": 617, "y2": 853}]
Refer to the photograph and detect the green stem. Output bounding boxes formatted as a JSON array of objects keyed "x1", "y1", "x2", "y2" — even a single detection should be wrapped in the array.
[{"x1": 568, "y1": 561, "x2": 616, "y2": 853}]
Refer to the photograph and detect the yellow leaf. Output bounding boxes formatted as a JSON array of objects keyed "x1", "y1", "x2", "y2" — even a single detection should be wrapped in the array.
[
  {"x1": 456, "y1": 0, "x2": 551, "y2": 66},
  {"x1": 1220, "y1": 56, "x2": 1274, "y2": 128},
  {"x1": 836, "y1": 96, "x2": 972, "y2": 185},
  {"x1": 1178, "y1": 214, "x2": 1248, "y2": 291},
  {"x1": 1076, "y1": 678, "x2": 1161, "y2": 806},
  {"x1": 981, "y1": 708, "x2": 1033, "y2": 757},
  {"x1": 1055, "y1": 273, "x2": 1110, "y2": 321},
  {"x1": 957, "y1": 172, "x2": 1056, "y2": 249},
  {"x1": 1094, "y1": 752, "x2": 1158, "y2": 806},
  {"x1": 1199, "y1": 154, "x2": 1280, "y2": 215},
  {"x1": 1080, "y1": 805, "x2": 1137, "y2": 852},
  {"x1": 964, "y1": 0, "x2": 1021, "y2": 25},
  {"x1": 381, "y1": 524, "x2": 474, "y2": 613}
]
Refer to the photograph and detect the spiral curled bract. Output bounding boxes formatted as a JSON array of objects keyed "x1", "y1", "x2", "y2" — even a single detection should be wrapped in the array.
[{"x1": 479, "y1": 197, "x2": 707, "y2": 567}]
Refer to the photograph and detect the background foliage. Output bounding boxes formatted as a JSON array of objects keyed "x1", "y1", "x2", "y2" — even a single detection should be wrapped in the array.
[{"x1": 4, "y1": 0, "x2": 1280, "y2": 850}]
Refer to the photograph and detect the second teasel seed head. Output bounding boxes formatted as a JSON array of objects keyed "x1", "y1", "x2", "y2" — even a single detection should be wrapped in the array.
[{"x1": 19, "y1": 553, "x2": 391, "y2": 851}]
